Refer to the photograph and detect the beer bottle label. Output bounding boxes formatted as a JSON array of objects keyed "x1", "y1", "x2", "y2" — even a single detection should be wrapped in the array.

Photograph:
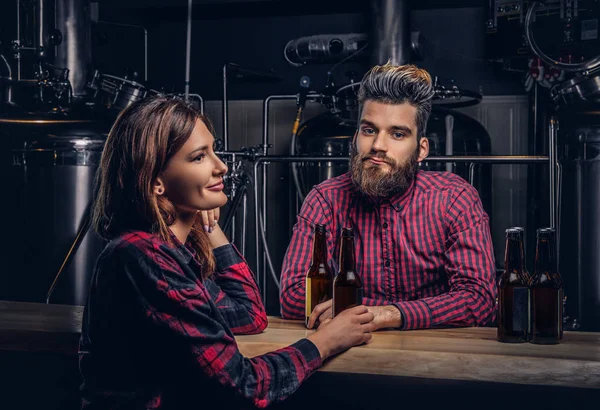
[{"x1": 513, "y1": 287, "x2": 530, "y2": 333}]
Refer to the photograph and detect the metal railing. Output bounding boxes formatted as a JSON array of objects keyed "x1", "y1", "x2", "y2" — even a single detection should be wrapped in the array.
[{"x1": 250, "y1": 151, "x2": 555, "y2": 301}]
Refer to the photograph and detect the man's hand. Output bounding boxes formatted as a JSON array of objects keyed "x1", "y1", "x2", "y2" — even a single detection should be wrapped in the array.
[
  {"x1": 306, "y1": 299, "x2": 333, "y2": 329},
  {"x1": 367, "y1": 305, "x2": 402, "y2": 330},
  {"x1": 308, "y1": 301, "x2": 403, "y2": 330}
]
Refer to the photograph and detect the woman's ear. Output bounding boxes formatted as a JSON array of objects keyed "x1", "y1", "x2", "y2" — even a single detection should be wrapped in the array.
[{"x1": 154, "y1": 178, "x2": 165, "y2": 196}]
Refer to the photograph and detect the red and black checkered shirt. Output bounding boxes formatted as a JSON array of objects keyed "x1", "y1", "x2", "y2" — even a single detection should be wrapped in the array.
[
  {"x1": 280, "y1": 171, "x2": 497, "y2": 329},
  {"x1": 79, "y1": 231, "x2": 321, "y2": 409}
]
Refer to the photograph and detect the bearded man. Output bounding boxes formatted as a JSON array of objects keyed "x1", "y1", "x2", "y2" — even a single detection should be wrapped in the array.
[{"x1": 280, "y1": 63, "x2": 497, "y2": 331}]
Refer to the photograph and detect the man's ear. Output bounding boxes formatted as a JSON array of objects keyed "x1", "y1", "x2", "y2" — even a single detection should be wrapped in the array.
[
  {"x1": 417, "y1": 137, "x2": 429, "y2": 162},
  {"x1": 153, "y1": 177, "x2": 165, "y2": 196}
]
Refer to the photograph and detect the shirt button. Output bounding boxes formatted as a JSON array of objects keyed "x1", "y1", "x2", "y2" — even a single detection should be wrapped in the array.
[
  {"x1": 382, "y1": 222, "x2": 388, "y2": 229},
  {"x1": 385, "y1": 260, "x2": 391, "y2": 267}
]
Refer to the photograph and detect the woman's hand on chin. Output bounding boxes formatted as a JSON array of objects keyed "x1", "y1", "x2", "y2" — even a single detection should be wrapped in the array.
[{"x1": 198, "y1": 208, "x2": 228, "y2": 248}]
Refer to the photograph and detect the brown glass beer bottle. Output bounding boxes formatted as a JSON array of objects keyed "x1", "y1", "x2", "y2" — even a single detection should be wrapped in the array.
[
  {"x1": 332, "y1": 227, "x2": 363, "y2": 317},
  {"x1": 497, "y1": 228, "x2": 530, "y2": 342},
  {"x1": 530, "y1": 228, "x2": 563, "y2": 344},
  {"x1": 305, "y1": 224, "x2": 334, "y2": 326}
]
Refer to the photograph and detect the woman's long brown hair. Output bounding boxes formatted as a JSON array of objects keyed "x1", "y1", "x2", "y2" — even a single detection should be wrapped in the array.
[{"x1": 92, "y1": 95, "x2": 216, "y2": 275}]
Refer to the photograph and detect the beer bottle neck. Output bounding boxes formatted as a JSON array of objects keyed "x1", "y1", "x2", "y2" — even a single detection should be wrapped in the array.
[
  {"x1": 534, "y1": 237, "x2": 557, "y2": 277},
  {"x1": 339, "y1": 236, "x2": 356, "y2": 274},
  {"x1": 505, "y1": 238, "x2": 526, "y2": 274},
  {"x1": 311, "y1": 231, "x2": 328, "y2": 268}
]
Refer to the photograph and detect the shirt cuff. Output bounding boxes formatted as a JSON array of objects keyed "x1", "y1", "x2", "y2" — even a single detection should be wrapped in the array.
[
  {"x1": 291, "y1": 338, "x2": 323, "y2": 373},
  {"x1": 213, "y1": 244, "x2": 243, "y2": 272},
  {"x1": 394, "y1": 300, "x2": 433, "y2": 330}
]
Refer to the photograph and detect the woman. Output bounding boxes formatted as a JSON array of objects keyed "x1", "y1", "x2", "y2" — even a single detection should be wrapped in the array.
[{"x1": 79, "y1": 95, "x2": 375, "y2": 409}]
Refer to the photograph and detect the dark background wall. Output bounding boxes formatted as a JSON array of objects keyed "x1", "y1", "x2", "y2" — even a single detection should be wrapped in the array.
[{"x1": 0, "y1": 0, "x2": 527, "y2": 102}]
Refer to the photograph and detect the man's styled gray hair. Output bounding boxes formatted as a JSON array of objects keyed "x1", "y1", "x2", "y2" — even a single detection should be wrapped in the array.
[{"x1": 357, "y1": 62, "x2": 435, "y2": 138}]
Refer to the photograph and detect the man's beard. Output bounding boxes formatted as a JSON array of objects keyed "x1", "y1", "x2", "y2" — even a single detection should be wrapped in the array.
[{"x1": 350, "y1": 145, "x2": 420, "y2": 198}]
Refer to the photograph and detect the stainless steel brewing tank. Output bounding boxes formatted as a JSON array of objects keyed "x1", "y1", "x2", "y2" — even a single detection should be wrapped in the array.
[
  {"x1": 424, "y1": 107, "x2": 493, "y2": 216},
  {"x1": 293, "y1": 107, "x2": 493, "y2": 216},
  {"x1": 294, "y1": 112, "x2": 353, "y2": 198},
  {"x1": 557, "y1": 103, "x2": 600, "y2": 331},
  {"x1": 2, "y1": 109, "x2": 111, "y2": 305}
]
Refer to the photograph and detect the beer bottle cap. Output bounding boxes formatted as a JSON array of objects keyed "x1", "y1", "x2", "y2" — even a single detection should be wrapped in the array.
[
  {"x1": 505, "y1": 228, "x2": 521, "y2": 237},
  {"x1": 341, "y1": 227, "x2": 354, "y2": 237},
  {"x1": 536, "y1": 227, "x2": 555, "y2": 238},
  {"x1": 315, "y1": 223, "x2": 326, "y2": 234}
]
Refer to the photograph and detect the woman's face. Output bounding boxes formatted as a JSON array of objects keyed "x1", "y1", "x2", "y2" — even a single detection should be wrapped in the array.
[{"x1": 157, "y1": 119, "x2": 228, "y2": 216}]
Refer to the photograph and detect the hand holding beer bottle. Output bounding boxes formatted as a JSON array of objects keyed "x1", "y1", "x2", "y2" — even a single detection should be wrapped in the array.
[
  {"x1": 305, "y1": 228, "x2": 373, "y2": 359},
  {"x1": 306, "y1": 305, "x2": 376, "y2": 360}
]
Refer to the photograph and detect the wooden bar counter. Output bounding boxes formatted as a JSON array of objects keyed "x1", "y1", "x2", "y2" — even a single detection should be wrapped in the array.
[
  {"x1": 1, "y1": 300, "x2": 599, "y2": 409},
  {"x1": 2, "y1": 300, "x2": 599, "y2": 389},
  {"x1": 237, "y1": 317, "x2": 600, "y2": 390}
]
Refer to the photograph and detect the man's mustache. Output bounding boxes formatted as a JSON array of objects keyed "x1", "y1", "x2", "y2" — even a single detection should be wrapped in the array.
[{"x1": 361, "y1": 153, "x2": 396, "y2": 167}]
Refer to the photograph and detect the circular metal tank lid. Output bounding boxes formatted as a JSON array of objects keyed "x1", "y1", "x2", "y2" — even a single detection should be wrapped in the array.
[
  {"x1": 0, "y1": 109, "x2": 96, "y2": 124},
  {"x1": 0, "y1": 118, "x2": 94, "y2": 124}
]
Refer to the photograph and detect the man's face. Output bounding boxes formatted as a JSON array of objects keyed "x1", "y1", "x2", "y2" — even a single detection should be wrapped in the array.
[{"x1": 350, "y1": 100, "x2": 428, "y2": 198}]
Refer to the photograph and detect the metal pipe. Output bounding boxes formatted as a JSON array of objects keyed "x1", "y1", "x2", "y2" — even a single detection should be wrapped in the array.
[
  {"x1": 46, "y1": 202, "x2": 92, "y2": 304},
  {"x1": 222, "y1": 183, "x2": 246, "y2": 233},
  {"x1": 55, "y1": 0, "x2": 92, "y2": 98},
  {"x1": 215, "y1": 150, "x2": 249, "y2": 156},
  {"x1": 97, "y1": 21, "x2": 148, "y2": 82},
  {"x1": 35, "y1": 0, "x2": 51, "y2": 61},
  {"x1": 468, "y1": 162, "x2": 476, "y2": 186},
  {"x1": 253, "y1": 160, "x2": 281, "y2": 302},
  {"x1": 556, "y1": 162, "x2": 563, "y2": 269},
  {"x1": 261, "y1": 163, "x2": 266, "y2": 299},
  {"x1": 549, "y1": 117, "x2": 558, "y2": 229},
  {"x1": 242, "y1": 190, "x2": 247, "y2": 256},
  {"x1": 445, "y1": 114, "x2": 454, "y2": 173},
  {"x1": 259, "y1": 93, "x2": 321, "y2": 300},
  {"x1": 263, "y1": 95, "x2": 294, "y2": 154},
  {"x1": 253, "y1": 161, "x2": 262, "y2": 297},
  {"x1": 17, "y1": 0, "x2": 21, "y2": 81},
  {"x1": 184, "y1": 0, "x2": 192, "y2": 99},
  {"x1": 144, "y1": 28, "x2": 148, "y2": 82},
  {"x1": 0, "y1": 55, "x2": 13, "y2": 103},
  {"x1": 188, "y1": 93, "x2": 204, "y2": 114},
  {"x1": 261, "y1": 95, "x2": 298, "y2": 272},
  {"x1": 0, "y1": 55, "x2": 12, "y2": 77},
  {"x1": 371, "y1": 0, "x2": 410, "y2": 66},
  {"x1": 253, "y1": 155, "x2": 549, "y2": 164},
  {"x1": 262, "y1": 94, "x2": 323, "y2": 154},
  {"x1": 216, "y1": 153, "x2": 550, "y2": 164},
  {"x1": 223, "y1": 64, "x2": 228, "y2": 150}
]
